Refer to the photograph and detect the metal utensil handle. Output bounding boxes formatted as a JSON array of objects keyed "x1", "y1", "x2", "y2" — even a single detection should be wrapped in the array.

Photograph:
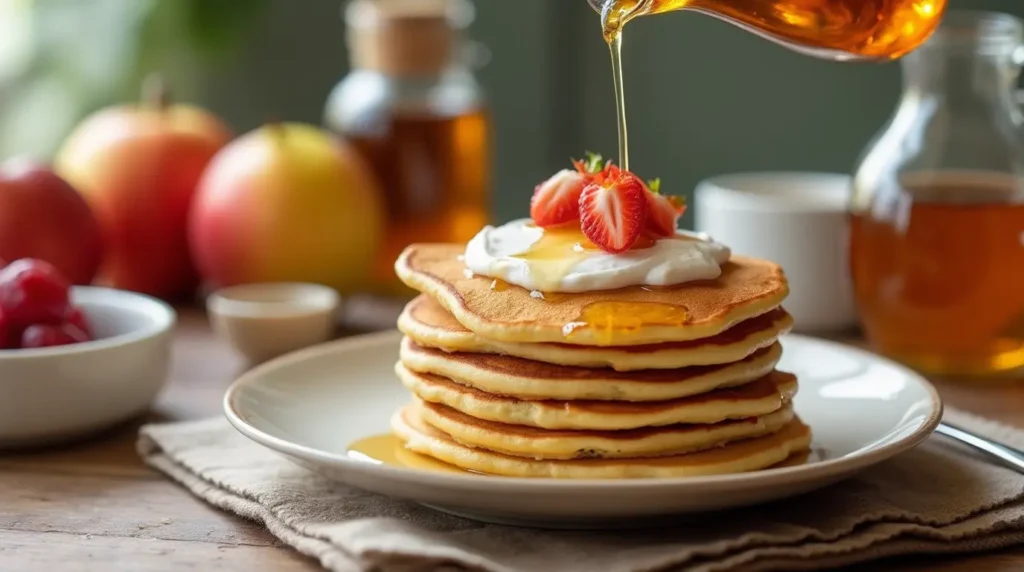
[{"x1": 935, "y1": 422, "x2": 1024, "y2": 474}]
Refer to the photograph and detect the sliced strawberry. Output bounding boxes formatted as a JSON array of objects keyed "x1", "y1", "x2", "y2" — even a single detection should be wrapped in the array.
[
  {"x1": 645, "y1": 191, "x2": 686, "y2": 237},
  {"x1": 579, "y1": 167, "x2": 648, "y2": 253},
  {"x1": 530, "y1": 169, "x2": 588, "y2": 227}
]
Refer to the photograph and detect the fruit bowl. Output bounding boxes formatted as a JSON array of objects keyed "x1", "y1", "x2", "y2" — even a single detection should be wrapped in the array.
[{"x1": 0, "y1": 286, "x2": 175, "y2": 448}]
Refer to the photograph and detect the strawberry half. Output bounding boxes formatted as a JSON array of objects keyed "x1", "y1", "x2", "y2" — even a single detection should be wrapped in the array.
[
  {"x1": 530, "y1": 169, "x2": 588, "y2": 227},
  {"x1": 579, "y1": 166, "x2": 648, "y2": 253},
  {"x1": 644, "y1": 180, "x2": 687, "y2": 237}
]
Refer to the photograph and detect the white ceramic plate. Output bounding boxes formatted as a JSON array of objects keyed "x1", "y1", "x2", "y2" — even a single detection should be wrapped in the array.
[{"x1": 224, "y1": 331, "x2": 942, "y2": 527}]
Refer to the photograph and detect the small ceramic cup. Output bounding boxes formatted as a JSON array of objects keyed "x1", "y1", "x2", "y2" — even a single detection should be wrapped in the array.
[
  {"x1": 694, "y1": 172, "x2": 856, "y2": 333},
  {"x1": 207, "y1": 283, "x2": 341, "y2": 364}
]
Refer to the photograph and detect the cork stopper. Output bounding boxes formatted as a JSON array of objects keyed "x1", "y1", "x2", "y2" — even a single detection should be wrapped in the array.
[{"x1": 346, "y1": 0, "x2": 472, "y2": 77}]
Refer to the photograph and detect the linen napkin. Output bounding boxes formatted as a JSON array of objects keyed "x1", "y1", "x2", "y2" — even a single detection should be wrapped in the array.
[{"x1": 138, "y1": 408, "x2": 1024, "y2": 572}]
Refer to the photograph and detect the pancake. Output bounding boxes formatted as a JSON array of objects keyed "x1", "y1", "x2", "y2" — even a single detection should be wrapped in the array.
[
  {"x1": 392, "y1": 404, "x2": 813, "y2": 478},
  {"x1": 417, "y1": 399, "x2": 796, "y2": 460},
  {"x1": 395, "y1": 243, "x2": 789, "y2": 346},
  {"x1": 400, "y1": 336, "x2": 783, "y2": 402},
  {"x1": 399, "y1": 295, "x2": 794, "y2": 370},
  {"x1": 396, "y1": 364, "x2": 798, "y2": 430}
]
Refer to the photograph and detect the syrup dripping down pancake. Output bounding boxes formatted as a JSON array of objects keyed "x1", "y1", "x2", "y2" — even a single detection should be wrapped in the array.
[
  {"x1": 396, "y1": 364, "x2": 798, "y2": 430},
  {"x1": 399, "y1": 295, "x2": 794, "y2": 370},
  {"x1": 417, "y1": 399, "x2": 796, "y2": 460},
  {"x1": 392, "y1": 404, "x2": 813, "y2": 479},
  {"x1": 400, "y1": 336, "x2": 782, "y2": 401},
  {"x1": 395, "y1": 244, "x2": 789, "y2": 346}
]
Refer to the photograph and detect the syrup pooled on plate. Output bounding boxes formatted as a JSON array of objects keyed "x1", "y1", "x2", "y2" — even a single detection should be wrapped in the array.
[{"x1": 347, "y1": 433, "x2": 469, "y2": 474}]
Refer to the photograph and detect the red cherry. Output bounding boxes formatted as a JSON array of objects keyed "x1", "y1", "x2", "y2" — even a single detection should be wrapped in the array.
[
  {"x1": 21, "y1": 322, "x2": 87, "y2": 348},
  {"x1": 0, "y1": 258, "x2": 70, "y2": 327},
  {"x1": 65, "y1": 306, "x2": 93, "y2": 339}
]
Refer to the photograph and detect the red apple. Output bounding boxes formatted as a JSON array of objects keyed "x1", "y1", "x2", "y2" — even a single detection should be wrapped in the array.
[
  {"x1": 189, "y1": 123, "x2": 384, "y2": 294},
  {"x1": 54, "y1": 79, "x2": 232, "y2": 300},
  {"x1": 0, "y1": 158, "x2": 104, "y2": 285}
]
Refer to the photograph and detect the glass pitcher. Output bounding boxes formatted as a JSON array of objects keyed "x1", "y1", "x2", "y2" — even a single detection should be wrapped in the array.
[
  {"x1": 850, "y1": 11, "x2": 1024, "y2": 377},
  {"x1": 587, "y1": 0, "x2": 947, "y2": 60}
]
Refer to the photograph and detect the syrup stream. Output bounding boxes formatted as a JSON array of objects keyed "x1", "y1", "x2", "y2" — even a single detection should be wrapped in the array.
[{"x1": 609, "y1": 32, "x2": 630, "y2": 171}]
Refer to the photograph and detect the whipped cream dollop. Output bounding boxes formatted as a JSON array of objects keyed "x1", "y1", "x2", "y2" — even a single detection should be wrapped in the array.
[{"x1": 464, "y1": 218, "x2": 731, "y2": 293}]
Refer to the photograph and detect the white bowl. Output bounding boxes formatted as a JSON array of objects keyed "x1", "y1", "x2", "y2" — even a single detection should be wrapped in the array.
[
  {"x1": 207, "y1": 282, "x2": 340, "y2": 364},
  {"x1": 0, "y1": 286, "x2": 176, "y2": 448}
]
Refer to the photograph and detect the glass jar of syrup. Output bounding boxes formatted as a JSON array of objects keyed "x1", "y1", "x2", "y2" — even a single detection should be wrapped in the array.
[
  {"x1": 850, "y1": 11, "x2": 1024, "y2": 377},
  {"x1": 326, "y1": 0, "x2": 491, "y2": 298}
]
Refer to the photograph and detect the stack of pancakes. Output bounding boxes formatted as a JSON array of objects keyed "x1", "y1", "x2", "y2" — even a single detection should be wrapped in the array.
[{"x1": 390, "y1": 243, "x2": 812, "y2": 478}]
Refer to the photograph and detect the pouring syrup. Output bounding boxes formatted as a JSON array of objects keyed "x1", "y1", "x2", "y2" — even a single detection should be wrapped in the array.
[{"x1": 592, "y1": 0, "x2": 947, "y2": 168}]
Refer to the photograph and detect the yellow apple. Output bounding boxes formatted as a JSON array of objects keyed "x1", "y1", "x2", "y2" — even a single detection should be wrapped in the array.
[{"x1": 188, "y1": 123, "x2": 385, "y2": 295}]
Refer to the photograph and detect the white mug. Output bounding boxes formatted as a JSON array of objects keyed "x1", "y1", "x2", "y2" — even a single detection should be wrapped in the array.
[{"x1": 694, "y1": 172, "x2": 856, "y2": 333}]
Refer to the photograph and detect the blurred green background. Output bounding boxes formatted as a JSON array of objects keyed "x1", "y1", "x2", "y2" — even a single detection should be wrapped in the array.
[{"x1": 1, "y1": 0, "x2": 1022, "y2": 225}]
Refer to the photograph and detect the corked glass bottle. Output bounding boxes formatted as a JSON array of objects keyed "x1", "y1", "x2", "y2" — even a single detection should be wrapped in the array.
[{"x1": 325, "y1": 0, "x2": 491, "y2": 298}]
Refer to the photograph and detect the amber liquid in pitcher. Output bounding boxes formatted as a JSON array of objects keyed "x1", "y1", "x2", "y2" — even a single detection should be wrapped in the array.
[
  {"x1": 850, "y1": 176, "x2": 1024, "y2": 376},
  {"x1": 347, "y1": 111, "x2": 490, "y2": 294},
  {"x1": 601, "y1": 0, "x2": 946, "y2": 59}
]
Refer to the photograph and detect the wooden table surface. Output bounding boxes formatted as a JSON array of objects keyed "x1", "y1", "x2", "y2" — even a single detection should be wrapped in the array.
[{"x1": 2, "y1": 308, "x2": 1024, "y2": 571}]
